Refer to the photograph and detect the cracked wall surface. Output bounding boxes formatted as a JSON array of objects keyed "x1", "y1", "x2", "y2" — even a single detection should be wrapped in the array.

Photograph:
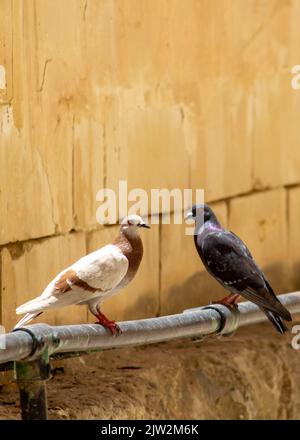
[{"x1": 1, "y1": 0, "x2": 300, "y2": 330}]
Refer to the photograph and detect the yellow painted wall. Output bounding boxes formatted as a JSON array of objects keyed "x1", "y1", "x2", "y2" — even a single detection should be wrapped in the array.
[{"x1": 1, "y1": 0, "x2": 300, "y2": 329}]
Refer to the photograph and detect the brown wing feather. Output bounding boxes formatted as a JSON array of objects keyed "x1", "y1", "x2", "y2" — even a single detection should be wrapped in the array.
[{"x1": 55, "y1": 269, "x2": 99, "y2": 293}]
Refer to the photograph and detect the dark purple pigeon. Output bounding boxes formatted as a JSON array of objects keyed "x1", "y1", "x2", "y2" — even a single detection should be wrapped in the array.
[{"x1": 186, "y1": 204, "x2": 292, "y2": 334}]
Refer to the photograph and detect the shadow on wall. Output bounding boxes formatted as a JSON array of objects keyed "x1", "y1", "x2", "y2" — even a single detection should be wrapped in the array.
[{"x1": 291, "y1": 261, "x2": 300, "y2": 292}]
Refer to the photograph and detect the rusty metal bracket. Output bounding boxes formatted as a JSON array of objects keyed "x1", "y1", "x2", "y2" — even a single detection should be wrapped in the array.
[
  {"x1": 199, "y1": 304, "x2": 240, "y2": 336},
  {"x1": 12, "y1": 327, "x2": 53, "y2": 420},
  {"x1": 14, "y1": 351, "x2": 50, "y2": 420}
]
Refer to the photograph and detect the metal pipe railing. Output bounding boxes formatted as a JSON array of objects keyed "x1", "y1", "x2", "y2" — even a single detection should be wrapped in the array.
[
  {"x1": 1, "y1": 292, "x2": 300, "y2": 364},
  {"x1": 0, "y1": 291, "x2": 300, "y2": 420},
  {"x1": 0, "y1": 306, "x2": 230, "y2": 365}
]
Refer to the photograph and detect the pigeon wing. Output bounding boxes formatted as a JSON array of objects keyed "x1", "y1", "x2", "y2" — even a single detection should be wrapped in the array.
[
  {"x1": 67, "y1": 244, "x2": 129, "y2": 292},
  {"x1": 229, "y1": 231, "x2": 254, "y2": 260},
  {"x1": 201, "y1": 231, "x2": 289, "y2": 318},
  {"x1": 16, "y1": 246, "x2": 129, "y2": 316}
]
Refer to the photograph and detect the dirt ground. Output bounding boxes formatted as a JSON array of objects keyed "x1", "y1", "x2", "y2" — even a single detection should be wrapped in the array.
[{"x1": 1, "y1": 322, "x2": 300, "y2": 420}]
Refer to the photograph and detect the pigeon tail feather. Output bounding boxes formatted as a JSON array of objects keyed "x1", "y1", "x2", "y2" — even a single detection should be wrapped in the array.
[
  {"x1": 264, "y1": 309, "x2": 289, "y2": 334},
  {"x1": 16, "y1": 296, "x2": 50, "y2": 315},
  {"x1": 271, "y1": 300, "x2": 292, "y2": 322},
  {"x1": 14, "y1": 312, "x2": 40, "y2": 329},
  {"x1": 263, "y1": 281, "x2": 292, "y2": 322}
]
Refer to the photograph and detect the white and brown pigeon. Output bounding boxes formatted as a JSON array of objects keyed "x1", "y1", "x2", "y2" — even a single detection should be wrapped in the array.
[
  {"x1": 15, "y1": 215, "x2": 150, "y2": 334},
  {"x1": 186, "y1": 204, "x2": 292, "y2": 334}
]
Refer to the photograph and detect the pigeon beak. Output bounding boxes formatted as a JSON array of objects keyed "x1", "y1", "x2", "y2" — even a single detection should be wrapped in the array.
[
  {"x1": 185, "y1": 211, "x2": 194, "y2": 221},
  {"x1": 140, "y1": 223, "x2": 151, "y2": 229}
]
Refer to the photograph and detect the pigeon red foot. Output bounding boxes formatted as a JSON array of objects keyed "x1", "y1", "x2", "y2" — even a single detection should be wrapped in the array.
[
  {"x1": 95, "y1": 311, "x2": 122, "y2": 335},
  {"x1": 212, "y1": 293, "x2": 240, "y2": 309}
]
